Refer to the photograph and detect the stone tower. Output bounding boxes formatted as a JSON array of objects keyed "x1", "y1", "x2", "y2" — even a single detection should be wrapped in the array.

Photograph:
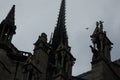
[
  {"x1": 90, "y1": 21, "x2": 113, "y2": 62},
  {"x1": 33, "y1": 33, "x2": 49, "y2": 80},
  {"x1": 48, "y1": 0, "x2": 76, "y2": 80},
  {"x1": 90, "y1": 21, "x2": 119, "y2": 80},
  {"x1": 0, "y1": 5, "x2": 16, "y2": 80},
  {"x1": 0, "y1": 5, "x2": 32, "y2": 80}
]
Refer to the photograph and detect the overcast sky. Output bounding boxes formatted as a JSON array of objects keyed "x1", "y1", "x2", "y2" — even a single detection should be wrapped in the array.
[{"x1": 0, "y1": 0, "x2": 120, "y2": 76}]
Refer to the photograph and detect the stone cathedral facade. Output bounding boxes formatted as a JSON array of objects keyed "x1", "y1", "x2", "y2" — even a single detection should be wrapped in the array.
[{"x1": 0, "y1": 0, "x2": 120, "y2": 80}]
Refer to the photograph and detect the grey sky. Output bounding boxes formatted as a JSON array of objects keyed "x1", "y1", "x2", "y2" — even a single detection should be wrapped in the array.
[{"x1": 0, "y1": 0, "x2": 120, "y2": 76}]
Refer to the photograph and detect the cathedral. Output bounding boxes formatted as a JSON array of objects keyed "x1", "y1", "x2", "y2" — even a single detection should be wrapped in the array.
[{"x1": 0, "y1": 0, "x2": 120, "y2": 80}]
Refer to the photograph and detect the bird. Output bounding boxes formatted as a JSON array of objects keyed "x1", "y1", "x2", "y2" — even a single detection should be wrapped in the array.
[{"x1": 85, "y1": 27, "x2": 89, "y2": 30}]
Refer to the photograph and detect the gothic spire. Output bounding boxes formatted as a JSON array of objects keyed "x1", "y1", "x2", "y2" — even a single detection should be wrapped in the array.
[
  {"x1": 57, "y1": 0, "x2": 66, "y2": 27},
  {"x1": 51, "y1": 0, "x2": 68, "y2": 50},
  {"x1": 5, "y1": 5, "x2": 15, "y2": 25},
  {"x1": 0, "y1": 5, "x2": 16, "y2": 42}
]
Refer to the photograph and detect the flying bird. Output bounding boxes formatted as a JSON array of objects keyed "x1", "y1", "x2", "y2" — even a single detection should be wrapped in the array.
[{"x1": 85, "y1": 27, "x2": 89, "y2": 30}]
